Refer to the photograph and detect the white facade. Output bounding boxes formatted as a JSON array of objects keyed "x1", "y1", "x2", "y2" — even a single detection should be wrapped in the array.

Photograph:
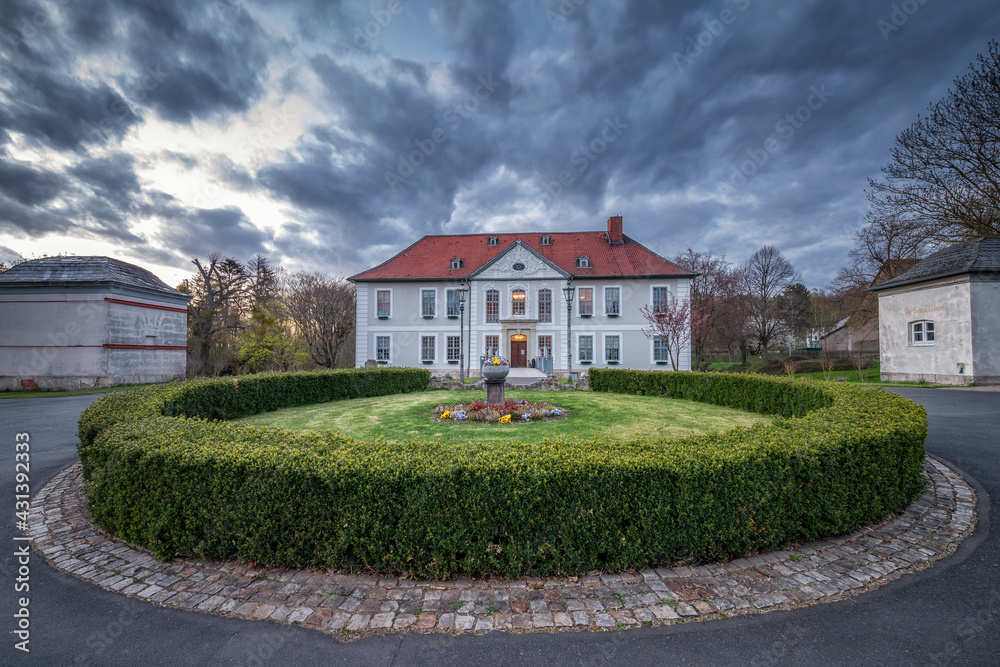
[
  {"x1": 354, "y1": 240, "x2": 692, "y2": 376},
  {"x1": 877, "y1": 275, "x2": 1000, "y2": 385}
]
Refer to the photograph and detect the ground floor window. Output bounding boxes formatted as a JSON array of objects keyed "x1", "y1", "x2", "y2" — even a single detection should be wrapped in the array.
[
  {"x1": 653, "y1": 336, "x2": 669, "y2": 363},
  {"x1": 538, "y1": 335, "x2": 552, "y2": 358},
  {"x1": 910, "y1": 321, "x2": 935, "y2": 345},
  {"x1": 376, "y1": 335, "x2": 391, "y2": 362},
  {"x1": 447, "y1": 335, "x2": 461, "y2": 362},
  {"x1": 485, "y1": 334, "x2": 499, "y2": 357},
  {"x1": 605, "y1": 335, "x2": 620, "y2": 363},
  {"x1": 578, "y1": 335, "x2": 593, "y2": 363},
  {"x1": 421, "y1": 336, "x2": 435, "y2": 362}
]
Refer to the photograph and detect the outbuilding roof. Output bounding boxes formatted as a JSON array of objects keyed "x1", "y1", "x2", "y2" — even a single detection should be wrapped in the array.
[
  {"x1": 349, "y1": 226, "x2": 694, "y2": 282},
  {"x1": 0, "y1": 256, "x2": 189, "y2": 298},
  {"x1": 869, "y1": 237, "x2": 1000, "y2": 291}
]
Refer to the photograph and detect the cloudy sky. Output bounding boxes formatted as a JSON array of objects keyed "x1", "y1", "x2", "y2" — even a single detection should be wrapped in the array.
[{"x1": 1, "y1": 0, "x2": 998, "y2": 288}]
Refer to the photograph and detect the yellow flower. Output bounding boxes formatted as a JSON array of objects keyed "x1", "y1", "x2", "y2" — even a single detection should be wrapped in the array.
[
  {"x1": 499, "y1": 414, "x2": 512, "y2": 423},
  {"x1": 441, "y1": 411, "x2": 451, "y2": 419}
]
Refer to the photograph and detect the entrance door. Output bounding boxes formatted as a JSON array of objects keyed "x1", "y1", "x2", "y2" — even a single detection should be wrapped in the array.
[{"x1": 510, "y1": 335, "x2": 527, "y2": 367}]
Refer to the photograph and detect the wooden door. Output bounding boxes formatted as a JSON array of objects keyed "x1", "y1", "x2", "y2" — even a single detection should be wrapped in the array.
[{"x1": 511, "y1": 340, "x2": 527, "y2": 367}]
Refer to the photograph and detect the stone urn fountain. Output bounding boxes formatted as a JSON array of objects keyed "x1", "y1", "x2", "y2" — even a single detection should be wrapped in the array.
[{"x1": 482, "y1": 359, "x2": 509, "y2": 404}]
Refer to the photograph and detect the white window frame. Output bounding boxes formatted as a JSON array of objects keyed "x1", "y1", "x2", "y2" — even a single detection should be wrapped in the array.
[
  {"x1": 537, "y1": 334, "x2": 553, "y2": 359},
  {"x1": 421, "y1": 288, "x2": 437, "y2": 318},
  {"x1": 909, "y1": 320, "x2": 935, "y2": 346},
  {"x1": 604, "y1": 285, "x2": 621, "y2": 317},
  {"x1": 578, "y1": 334, "x2": 594, "y2": 364},
  {"x1": 484, "y1": 334, "x2": 500, "y2": 358},
  {"x1": 652, "y1": 335, "x2": 670, "y2": 364},
  {"x1": 577, "y1": 286, "x2": 594, "y2": 317},
  {"x1": 375, "y1": 334, "x2": 392, "y2": 364},
  {"x1": 485, "y1": 289, "x2": 500, "y2": 323},
  {"x1": 511, "y1": 288, "x2": 526, "y2": 316},
  {"x1": 540, "y1": 235, "x2": 551, "y2": 245},
  {"x1": 537, "y1": 287, "x2": 553, "y2": 323},
  {"x1": 446, "y1": 335, "x2": 461, "y2": 363},
  {"x1": 487, "y1": 236, "x2": 499, "y2": 246},
  {"x1": 603, "y1": 332, "x2": 622, "y2": 364},
  {"x1": 446, "y1": 289, "x2": 460, "y2": 318},
  {"x1": 576, "y1": 255, "x2": 590, "y2": 268},
  {"x1": 651, "y1": 285, "x2": 670, "y2": 315},
  {"x1": 376, "y1": 288, "x2": 393, "y2": 319},
  {"x1": 421, "y1": 335, "x2": 436, "y2": 363},
  {"x1": 450, "y1": 257, "x2": 463, "y2": 270}
]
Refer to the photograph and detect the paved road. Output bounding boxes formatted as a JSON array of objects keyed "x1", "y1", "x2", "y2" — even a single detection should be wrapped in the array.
[{"x1": 0, "y1": 388, "x2": 997, "y2": 665}]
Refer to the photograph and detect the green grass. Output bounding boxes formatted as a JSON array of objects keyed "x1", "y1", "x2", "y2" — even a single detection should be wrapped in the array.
[
  {"x1": 0, "y1": 382, "x2": 164, "y2": 400},
  {"x1": 236, "y1": 389, "x2": 770, "y2": 446}
]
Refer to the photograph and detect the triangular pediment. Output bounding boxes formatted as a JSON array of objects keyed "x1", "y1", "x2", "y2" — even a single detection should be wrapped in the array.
[{"x1": 470, "y1": 240, "x2": 570, "y2": 281}]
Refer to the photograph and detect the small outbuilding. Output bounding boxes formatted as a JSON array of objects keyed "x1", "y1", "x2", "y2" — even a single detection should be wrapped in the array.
[
  {"x1": 0, "y1": 256, "x2": 191, "y2": 391},
  {"x1": 871, "y1": 238, "x2": 1000, "y2": 385}
]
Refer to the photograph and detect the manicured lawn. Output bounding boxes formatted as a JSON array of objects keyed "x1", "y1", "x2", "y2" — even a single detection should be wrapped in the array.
[
  {"x1": 236, "y1": 389, "x2": 771, "y2": 446},
  {"x1": 0, "y1": 382, "x2": 164, "y2": 400}
]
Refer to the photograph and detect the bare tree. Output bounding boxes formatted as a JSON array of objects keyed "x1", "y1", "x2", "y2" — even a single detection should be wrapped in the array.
[
  {"x1": 867, "y1": 39, "x2": 1000, "y2": 244},
  {"x1": 737, "y1": 246, "x2": 799, "y2": 362},
  {"x1": 672, "y1": 249, "x2": 732, "y2": 368},
  {"x1": 640, "y1": 293, "x2": 706, "y2": 371},
  {"x1": 187, "y1": 254, "x2": 249, "y2": 376},
  {"x1": 282, "y1": 273, "x2": 356, "y2": 369}
]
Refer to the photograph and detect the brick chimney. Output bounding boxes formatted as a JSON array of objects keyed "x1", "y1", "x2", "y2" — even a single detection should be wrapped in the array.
[{"x1": 607, "y1": 215, "x2": 623, "y2": 244}]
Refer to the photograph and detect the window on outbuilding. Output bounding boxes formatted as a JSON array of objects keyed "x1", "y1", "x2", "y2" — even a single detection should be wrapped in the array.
[{"x1": 910, "y1": 321, "x2": 935, "y2": 346}]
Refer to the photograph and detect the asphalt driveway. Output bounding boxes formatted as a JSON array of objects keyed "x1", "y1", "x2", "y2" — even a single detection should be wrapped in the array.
[{"x1": 0, "y1": 388, "x2": 997, "y2": 665}]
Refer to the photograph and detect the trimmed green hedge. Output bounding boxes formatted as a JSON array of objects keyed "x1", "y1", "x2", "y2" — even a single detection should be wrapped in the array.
[{"x1": 77, "y1": 369, "x2": 926, "y2": 579}]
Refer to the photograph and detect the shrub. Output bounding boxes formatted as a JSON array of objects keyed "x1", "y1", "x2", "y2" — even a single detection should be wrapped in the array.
[{"x1": 78, "y1": 368, "x2": 926, "y2": 579}]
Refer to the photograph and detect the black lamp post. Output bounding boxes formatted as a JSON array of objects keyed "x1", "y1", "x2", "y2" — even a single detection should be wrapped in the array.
[
  {"x1": 563, "y1": 283, "x2": 575, "y2": 381},
  {"x1": 458, "y1": 286, "x2": 468, "y2": 383}
]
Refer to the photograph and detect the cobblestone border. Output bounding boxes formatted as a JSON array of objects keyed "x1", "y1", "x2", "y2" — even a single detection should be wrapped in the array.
[{"x1": 29, "y1": 456, "x2": 974, "y2": 640}]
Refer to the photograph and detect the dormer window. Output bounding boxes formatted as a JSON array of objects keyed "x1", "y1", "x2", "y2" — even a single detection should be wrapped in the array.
[
  {"x1": 450, "y1": 257, "x2": 464, "y2": 270},
  {"x1": 540, "y1": 235, "x2": 551, "y2": 246},
  {"x1": 576, "y1": 255, "x2": 590, "y2": 268},
  {"x1": 487, "y1": 236, "x2": 499, "y2": 246}
]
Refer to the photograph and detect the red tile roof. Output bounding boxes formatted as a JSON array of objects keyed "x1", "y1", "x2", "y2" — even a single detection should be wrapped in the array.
[{"x1": 350, "y1": 230, "x2": 694, "y2": 282}]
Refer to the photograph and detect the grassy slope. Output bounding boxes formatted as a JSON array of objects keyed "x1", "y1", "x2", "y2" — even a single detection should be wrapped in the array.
[{"x1": 236, "y1": 389, "x2": 770, "y2": 446}]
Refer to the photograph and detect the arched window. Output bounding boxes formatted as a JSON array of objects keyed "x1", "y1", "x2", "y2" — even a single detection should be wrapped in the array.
[
  {"x1": 540, "y1": 235, "x2": 551, "y2": 245},
  {"x1": 512, "y1": 289, "x2": 526, "y2": 316},
  {"x1": 485, "y1": 289, "x2": 499, "y2": 323},
  {"x1": 537, "y1": 288, "x2": 552, "y2": 322}
]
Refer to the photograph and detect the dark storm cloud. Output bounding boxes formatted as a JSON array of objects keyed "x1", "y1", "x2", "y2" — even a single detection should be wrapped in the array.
[
  {"x1": 158, "y1": 207, "x2": 271, "y2": 260},
  {"x1": 0, "y1": 162, "x2": 63, "y2": 206}
]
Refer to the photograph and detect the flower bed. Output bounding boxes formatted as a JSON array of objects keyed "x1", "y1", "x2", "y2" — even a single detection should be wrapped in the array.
[{"x1": 433, "y1": 398, "x2": 566, "y2": 423}]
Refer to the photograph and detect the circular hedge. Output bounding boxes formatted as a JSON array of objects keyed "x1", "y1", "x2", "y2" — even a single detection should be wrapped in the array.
[{"x1": 77, "y1": 367, "x2": 926, "y2": 579}]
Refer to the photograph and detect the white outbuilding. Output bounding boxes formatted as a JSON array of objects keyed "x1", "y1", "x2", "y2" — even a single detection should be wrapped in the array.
[
  {"x1": 871, "y1": 238, "x2": 1000, "y2": 385},
  {"x1": 0, "y1": 256, "x2": 191, "y2": 391}
]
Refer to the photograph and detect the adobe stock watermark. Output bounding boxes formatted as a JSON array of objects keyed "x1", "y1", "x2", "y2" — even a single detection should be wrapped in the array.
[
  {"x1": 539, "y1": 115, "x2": 629, "y2": 206},
  {"x1": 82, "y1": 65, "x2": 170, "y2": 146},
  {"x1": 384, "y1": 74, "x2": 503, "y2": 191},
  {"x1": 877, "y1": 0, "x2": 932, "y2": 41},
  {"x1": 673, "y1": 0, "x2": 752, "y2": 72},
  {"x1": 724, "y1": 83, "x2": 833, "y2": 189},
  {"x1": 337, "y1": 0, "x2": 408, "y2": 54},
  {"x1": 544, "y1": 0, "x2": 589, "y2": 28}
]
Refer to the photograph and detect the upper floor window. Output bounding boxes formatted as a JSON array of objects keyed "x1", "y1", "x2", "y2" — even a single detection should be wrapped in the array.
[
  {"x1": 653, "y1": 286, "x2": 670, "y2": 314},
  {"x1": 487, "y1": 236, "x2": 499, "y2": 246},
  {"x1": 447, "y1": 289, "x2": 460, "y2": 318},
  {"x1": 537, "y1": 288, "x2": 552, "y2": 323},
  {"x1": 421, "y1": 289, "x2": 436, "y2": 318},
  {"x1": 576, "y1": 255, "x2": 590, "y2": 268},
  {"x1": 605, "y1": 287, "x2": 620, "y2": 316},
  {"x1": 512, "y1": 289, "x2": 526, "y2": 316},
  {"x1": 910, "y1": 321, "x2": 935, "y2": 346},
  {"x1": 376, "y1": 290, "x2": 391, "y2": 318},
  {"x1": 578, "y1": 287, "x2": 593, "y2": 316},
  {"x1": 540, "y1": 235, "x2": 551, "y2": 245},
  {"x1": 485, "y1": 289, "x2": 499, "y2": 323},
  {"x1": 450, "y1": 257, "x2": 464, "y2": 270}
]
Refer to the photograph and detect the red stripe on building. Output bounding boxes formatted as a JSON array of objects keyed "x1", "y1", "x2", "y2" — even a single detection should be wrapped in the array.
[
  {"x1": 104, "y1": 297, "x2": 188, "y2": 313},
  {"x1": 103, "y1": 344, "x2": 189, "y2": 350}
]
